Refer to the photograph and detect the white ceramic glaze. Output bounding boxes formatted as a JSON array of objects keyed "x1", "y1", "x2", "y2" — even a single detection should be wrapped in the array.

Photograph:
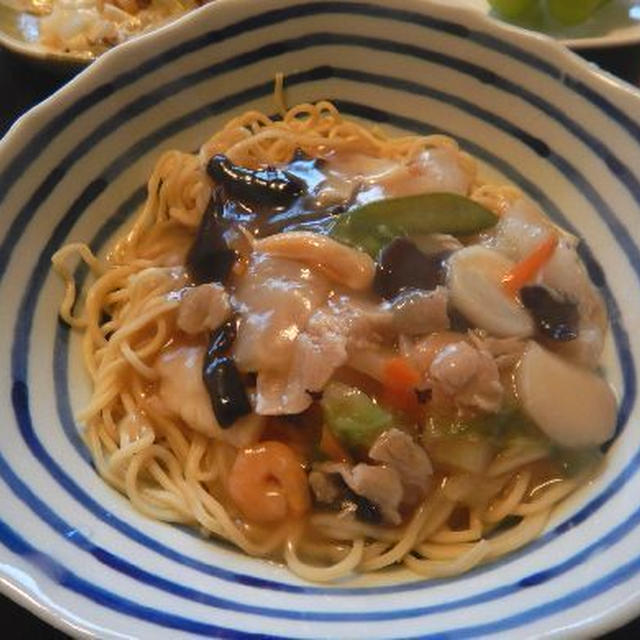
[{"x1": 0, "y1": 0, "x2": 639, "y2": 637}]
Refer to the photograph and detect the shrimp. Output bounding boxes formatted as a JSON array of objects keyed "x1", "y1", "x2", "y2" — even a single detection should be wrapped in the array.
[{"x1": 228, "y1": 441, "x2": 311, "y2": 523}]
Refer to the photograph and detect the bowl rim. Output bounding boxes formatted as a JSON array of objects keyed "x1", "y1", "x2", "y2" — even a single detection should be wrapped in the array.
[
  {"x1": 1, "y1": 0, "x2": 640, "y2": 637},
  {"x1": 1, "y1": 0, "x2": 637, "y2": 66}
]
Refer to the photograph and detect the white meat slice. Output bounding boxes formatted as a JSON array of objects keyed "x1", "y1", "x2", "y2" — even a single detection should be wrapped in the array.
[
  {"x1": 484, "y1": 197, "x2": 559, "y2": 261},
  {"x1": 429, "y1": 341, "x2": 503, "y2": 413},
  {"x1": 323, "y1": 146, "x2": 474, "y2": 203},
  {"x1": 369, "y1": 428, "x2": 433, "y2": 496},
  {"x1": 516, "y1": 341, "x2": 617, "y2": 448},
  {"x1": 447, "y1": 245, "x2": 535, "y2": 338},
  {"x1": 309, "y1": 470, "x2": 341, "y2": 504},
  {"x1": 320, "y1": 462, "x2": 404, "y2": 525},
  {"x1": 176, "y1": 283, "x2": 230, "y2": 335},
  {"x1": 155, "y1": 345, "x2": 264, "y2": 447},
  {"x1": 541, "y1": 242, "x2": 607, "y2": 369},
  {"x1": 255, "y1": 294, "x2": 392, "y2": 415},
  {"x1": 380, "y1": 147, "x2": 474, "y2": 197},
  {"x1": 391, "y1": 286, "x2": 450, "y2": 335},
  {"x1": 231, "y1": 254, "x2": 330, "y2": 374},
  {"x1": 255, "y1": 310, "x2": 348, "y2": 414}
]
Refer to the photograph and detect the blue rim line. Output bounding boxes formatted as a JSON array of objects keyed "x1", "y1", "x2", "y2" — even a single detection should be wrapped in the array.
[
  {"x1": 0, "y1": 0, "x2": 636, "y2": 632},
  {"x1": 0, "y1": 518, "x2": 276, "y2": 639},
  {"x1": 3, "y1": 86, "x2": 631, "y2": 619},
  {"x1": 3, "y1": 486, "x2": 640, "y2": 636},
  {"x1": 1, "y1": 2, "x2": 639, "y2": 281},
  {"x1": 0, "y1": 0, "x2": 637, "y2": 210},
  {"x1": 2, "y1": 25, "x2": 639, "y2": 286},
  {"x1": 14, "y1": 65, "x2": 630, "y2": 596},
  {"x1": 9, "y1": 71, "x2": 638, "y2": 600},
  {"x1": 5, "y1": 373, "x2": 640, "y2": 623}
]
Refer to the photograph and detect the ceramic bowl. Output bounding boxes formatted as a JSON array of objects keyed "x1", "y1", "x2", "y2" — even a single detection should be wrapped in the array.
[{"x1": 1, "y1": 0, "x2": 639, "y2": 637}]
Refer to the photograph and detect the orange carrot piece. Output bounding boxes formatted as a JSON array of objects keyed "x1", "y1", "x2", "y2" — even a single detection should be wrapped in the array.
[
  {"x1": 501, "y1": 234, "x2": 558, "y2": 297},
  {"x1": 384, "y1": 356, "x2": 421, "y2": 389},
  {"x1": 320, "y1": 424, "x2": 352, "y2": 463},
  {"x1": 382, "y1": 357, "x2": 421, "y2": 412}
]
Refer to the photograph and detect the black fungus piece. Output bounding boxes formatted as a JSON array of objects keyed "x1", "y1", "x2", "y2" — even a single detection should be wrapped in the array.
[
  {"x1": 330, "y1": 474, "x2": 383, "y2": 525},
  {"x1": 205, "y1": 149, "x2": 354, "y2": 238},
  {"x1": 207, "y1": 154, "x2": 306, "y2": 208},
  {"x1": 414, "y1": 388, "x2": 432, "y2": 404},
  {"x1": 202, "y1": 355, "x2": 251, "y2": 428},
  {"x1": 373, "y1": 237, "x2": 451, "y2": 300},
  {"x1": 206, "y1": 319, "x2": 237, "y2": 359},
  {"x1": 520, "y1": 285, "x2": 579, "y2": 341},
  {"x1": 186, "y1": 189, "x2": 237, "y2": 284},
  {"x1": 343, "y1": 487, "x2": 383, "y2": 525}
]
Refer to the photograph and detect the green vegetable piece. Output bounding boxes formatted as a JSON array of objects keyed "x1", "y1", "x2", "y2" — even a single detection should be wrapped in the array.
[
  {"x1": 488, "y1": 0, "x2": 537, "y2": 18},
  {"x1": 547, "y1": 0, "x2": 610, "y2": 25},
  {"x1": 425, "y1": 405, "x2": 547, "y2": 445},
  {"x1": 321, "y1": 382, "x2": 393, "y2": 449},
  {"x1": 330, "y1": 192, "x2": 499, "y2": 257}
]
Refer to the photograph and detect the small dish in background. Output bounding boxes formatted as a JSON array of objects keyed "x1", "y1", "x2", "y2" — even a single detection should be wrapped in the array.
[
  {"x1": 456, "y1": 0, "x2": 640, "y2": 48},
  {"x1": 1, "y1": 0, "x2": 640, "y2": 637},
  {"x1": 0, "y1": 0, "x2": 205, "y2": 66}
]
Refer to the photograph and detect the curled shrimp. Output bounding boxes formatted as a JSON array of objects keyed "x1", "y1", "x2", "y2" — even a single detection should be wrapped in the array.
[{"x1": 228, "y1": 441, "x2": 311, "y2": 523}]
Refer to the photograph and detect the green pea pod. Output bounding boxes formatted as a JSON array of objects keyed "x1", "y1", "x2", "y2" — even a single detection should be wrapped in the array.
[{"x1": 329, "y1": 192, "x2": 499, "y2": 257}]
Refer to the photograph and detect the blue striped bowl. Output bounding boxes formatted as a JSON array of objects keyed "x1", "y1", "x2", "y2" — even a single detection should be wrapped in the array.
[{"x1": 1, "y1": 0, "x2": 639, "y2": 637}]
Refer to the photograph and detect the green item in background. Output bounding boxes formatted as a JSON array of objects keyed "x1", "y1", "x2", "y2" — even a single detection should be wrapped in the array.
[
  {"x1": 487, "y1": 0, "x2": 537, "y2": 18},
  {"x1": 489, "y1": 0, "x2": 611, "y2": 24},
  {"x1": 547, "y1": 0, "x2": 610, "y2": 25}
]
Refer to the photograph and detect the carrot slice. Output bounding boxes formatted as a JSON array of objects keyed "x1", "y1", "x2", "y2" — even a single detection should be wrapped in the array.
[
  {"x1": 384, "y1": 356, "x2": 421, "y2": 389},
  {"x1": 382, "y1": 356, "x2": 421, "y2": 412},
  {"x1": 501, "y1": 234, "x2": 558, "y2": 297}
]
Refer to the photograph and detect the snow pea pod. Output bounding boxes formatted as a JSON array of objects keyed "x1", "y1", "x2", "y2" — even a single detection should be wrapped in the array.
[{"x1": 329, "y1": 192, "x2": 498, "y2": 257}]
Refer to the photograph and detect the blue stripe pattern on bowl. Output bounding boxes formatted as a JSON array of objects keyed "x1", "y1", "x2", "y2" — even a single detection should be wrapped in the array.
[{"x1": 0, "y1": 1, "x2": 639, "y2": 637}]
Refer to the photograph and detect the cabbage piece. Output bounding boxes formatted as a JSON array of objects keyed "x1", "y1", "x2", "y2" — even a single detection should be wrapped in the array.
[
  {"x1": 424, "y1": 405, "x2": 543, "y2": 444},
  {"x1": 429, "y1": 436, "x2": 495, "y2": 474},
  {"x1": 321, "y1": 382, "x2": 392, "y2": 449}
]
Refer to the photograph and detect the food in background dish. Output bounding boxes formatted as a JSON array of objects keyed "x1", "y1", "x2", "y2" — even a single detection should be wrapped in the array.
[
  {"x1": 53, "y1": 91, "x2": 617, "y2": 581},
  {"x1": 489, "y1": 0, "x2": 611, "y2": 25},
  {"x1": 15, "y1": 0, "x2": 204, "y2": 56}
]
